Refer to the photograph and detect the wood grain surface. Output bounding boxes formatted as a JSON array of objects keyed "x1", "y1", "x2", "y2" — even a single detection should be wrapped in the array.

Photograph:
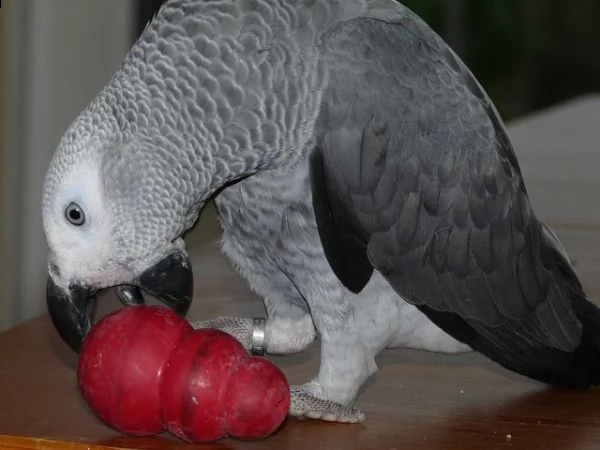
[{"x1": 0, "y1": 97, "x2": 599, "y2": 449}]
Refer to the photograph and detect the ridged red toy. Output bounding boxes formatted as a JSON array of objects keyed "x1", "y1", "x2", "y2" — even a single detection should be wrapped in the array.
[
  {"x1": 77, "y1": 306, "x2": 290, "y2": 442},
  {"x1": 223, "y1": 357, "x2": 291, "y2": 440},
  {"x1": 161, "y1": 328, "x2": 290, "y2": 442},
  {"x1": 77, "y1": 305, "x2": 192, "y2": 436}
]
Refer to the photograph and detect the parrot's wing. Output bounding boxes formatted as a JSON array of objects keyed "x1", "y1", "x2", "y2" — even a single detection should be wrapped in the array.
[{"x1": 312, "y1": 13, "x2": 591, "y2": 382}]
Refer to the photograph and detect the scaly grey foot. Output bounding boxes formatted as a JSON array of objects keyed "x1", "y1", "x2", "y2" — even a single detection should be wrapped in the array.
[
  {"x1": 191, "y1": 316, "x2": 257, "y2": 352},
  {"x1": 289, "y1": 384, "x2": 366, "y2": 423}
]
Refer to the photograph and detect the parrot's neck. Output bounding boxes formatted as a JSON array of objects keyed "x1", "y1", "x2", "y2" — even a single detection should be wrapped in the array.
[
  {"x1": 68, "y1": 0, "x2": 409, "y2": 218},
  {"x1": 102, "y1": 0, "x2": 334, "y2": 188}
]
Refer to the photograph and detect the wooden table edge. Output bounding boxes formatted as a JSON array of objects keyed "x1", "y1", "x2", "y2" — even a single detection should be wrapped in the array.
[{"x1": 0, "y1": 435, "x2": 126, "y2": 450}]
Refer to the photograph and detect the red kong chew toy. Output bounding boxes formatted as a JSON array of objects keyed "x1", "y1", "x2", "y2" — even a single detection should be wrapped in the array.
[
  {"x1": 77, "y1": 305, "x2": 290, "y2": 442},
  {"x1": 78, "y1": 305, "x2": 192, "y2": 436},
  {"x1": 161, "y1": 329, "x2": 291, "y2": 442}
]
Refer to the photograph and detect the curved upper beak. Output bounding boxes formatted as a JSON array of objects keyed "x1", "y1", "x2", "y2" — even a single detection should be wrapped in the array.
[
  {"x1": 46, "y1": 280, "x2": 96, "y2": 353},
  {"x1": 46, "y1": 250, "x2": 194, "y2": 353}
]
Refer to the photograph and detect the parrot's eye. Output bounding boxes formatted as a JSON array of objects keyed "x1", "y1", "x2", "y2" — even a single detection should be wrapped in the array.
[{"x1": 64, "y1": 202, "x2": 85, "y2": 226}]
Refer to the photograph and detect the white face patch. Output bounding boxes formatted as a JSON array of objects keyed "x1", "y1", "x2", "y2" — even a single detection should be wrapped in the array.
[{"x1": 43, "y1": 159, "x2": 134, "y2": 291}]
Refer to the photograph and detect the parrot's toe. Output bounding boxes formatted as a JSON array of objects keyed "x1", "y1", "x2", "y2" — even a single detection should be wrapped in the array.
[
  {"x1": 289, "y1": 385, "x2": 366, "y2": 423},
  {"x1": 191, "y1": 316, "x2": 254, "y2": 351}
]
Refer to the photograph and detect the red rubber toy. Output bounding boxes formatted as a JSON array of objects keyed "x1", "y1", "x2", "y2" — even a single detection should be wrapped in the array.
[
  {"x1": 77, "y1": 305, "x2": 192, "y2": 436},
  {"x1": 77, "y1": 306, "x2": 290, "y2": 442}
]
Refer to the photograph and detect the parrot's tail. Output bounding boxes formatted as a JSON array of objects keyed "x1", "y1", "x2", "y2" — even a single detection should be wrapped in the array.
[
  {"x1": 473, "y1": 290, "x2": 600, "y2": 389},
  {"x1": 417, "y1": 223, "x2": 600, "y2": 388},
  {"x1": 485, "y1": 224, "x2": 600, "y2": 389},
  {"x1": 420, "y1": 243, "x2": 600, "y2": 389},
  {"x1": 531, "y1": 225, "x2": 600, "y2": 388},
  {"x1": 563, "y1": 294, "x2": 600, "y2": 386},
  {"x1": 494, "y1": 257, "x2": 600, "y2": 389},
  {"x1": 494, "y1": 253, "x2": 600, "y2": 389}
]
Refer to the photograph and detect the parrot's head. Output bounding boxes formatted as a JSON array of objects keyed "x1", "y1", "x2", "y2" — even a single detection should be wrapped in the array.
[
  {"x1": 42, "y1": 114, "x2": 198, "y2": 353},
  {"x1": 40, "y1": 0, "x2": 282, "y2": 352}
]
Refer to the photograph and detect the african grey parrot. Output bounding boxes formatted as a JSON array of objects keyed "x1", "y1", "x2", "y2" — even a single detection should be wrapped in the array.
[{"x1": 42, "y1": 0, "x2": 600, "y2": 422}]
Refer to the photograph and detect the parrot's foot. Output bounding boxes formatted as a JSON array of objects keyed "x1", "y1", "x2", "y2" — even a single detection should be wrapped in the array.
[
  {"x1": 289, "y1": 383, "x2": 366, "y2": 423},
  {"x1": 191, "y1": 316, "x2": 255, "y2": 351}
]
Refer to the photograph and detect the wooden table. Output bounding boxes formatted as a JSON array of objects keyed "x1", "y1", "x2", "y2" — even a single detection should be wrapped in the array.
[{"x1": 1, "y1": 96, "x2": 599, "y2": 449}]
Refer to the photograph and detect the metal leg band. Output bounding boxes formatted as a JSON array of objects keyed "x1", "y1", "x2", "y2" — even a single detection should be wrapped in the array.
[{"x1": 250, "y1": 317, "x2": 267, "y2": 356}]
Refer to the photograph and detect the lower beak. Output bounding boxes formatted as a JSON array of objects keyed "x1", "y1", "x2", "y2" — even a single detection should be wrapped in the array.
[{"x1": 46, "y1": 250, "x2": 194, "y2": 353}]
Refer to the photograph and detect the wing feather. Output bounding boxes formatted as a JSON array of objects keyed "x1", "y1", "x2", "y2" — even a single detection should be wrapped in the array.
[{"x1": 312, "y1": 12, "x2": 584, "y2": 357}]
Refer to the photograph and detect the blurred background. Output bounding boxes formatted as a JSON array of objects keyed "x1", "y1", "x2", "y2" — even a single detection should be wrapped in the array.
[{"x1": 0, "y1": 0, "x2": 599, "y2": 331}]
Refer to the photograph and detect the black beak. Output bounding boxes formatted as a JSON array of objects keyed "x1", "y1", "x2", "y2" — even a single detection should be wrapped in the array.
[
  {"x1": 46, "y1": 279, "x2": 96, "y2": 353},
  {"x1": 46, "y1": 250, "x2": 194, "y2": 353},
  {"x1": 137, "y1": 250, "x2": 194, "y2": 316}
]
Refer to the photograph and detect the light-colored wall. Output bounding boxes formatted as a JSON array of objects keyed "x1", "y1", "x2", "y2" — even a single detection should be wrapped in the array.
[{"x1": 0, "y1": 0, "x2": 136, "y2": 330}]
